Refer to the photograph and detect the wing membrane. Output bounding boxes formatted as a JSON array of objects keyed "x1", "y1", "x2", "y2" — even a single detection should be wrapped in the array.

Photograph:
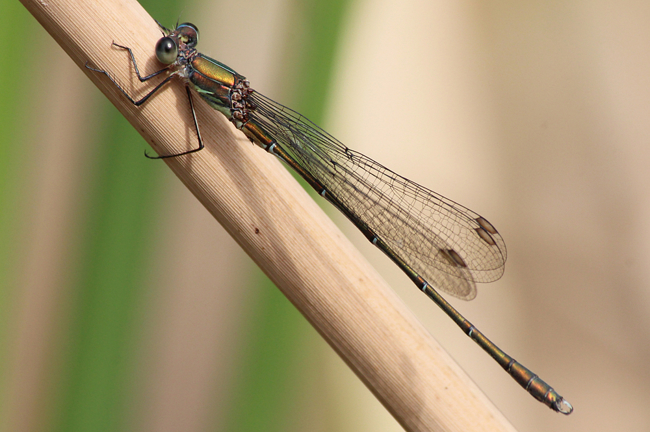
[{"x1": 250, "y1": 92, "x2": 506, "y2": 299}]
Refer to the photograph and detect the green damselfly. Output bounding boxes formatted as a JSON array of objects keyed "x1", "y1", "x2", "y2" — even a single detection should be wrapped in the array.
[{"x1": 86, "y1": 21, "x2": 572, "y2": 414}]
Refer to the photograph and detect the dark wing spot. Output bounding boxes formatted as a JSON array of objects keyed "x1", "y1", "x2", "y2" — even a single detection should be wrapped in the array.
[
  {"x1": 441, "y1": 249, "x2": 468, "y2": 268},
  {"x1": 475, "y1": 227, "x2": 496, "y2": 246},
  {"x1": 476, "y1": 216, "x2": 498, "y2": 234}
]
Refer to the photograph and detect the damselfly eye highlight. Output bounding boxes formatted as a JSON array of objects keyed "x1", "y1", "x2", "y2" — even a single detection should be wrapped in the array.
[
  {"x1": 176, "y1": 23, "x2": 199, "y2": 48},
  {"x1": 155, "y1": 37, "x2": 178, "y2": 64}
]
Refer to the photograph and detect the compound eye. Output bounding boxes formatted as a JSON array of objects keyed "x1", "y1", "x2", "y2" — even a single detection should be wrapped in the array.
[
  {"x1": 177, "y1": 23, "x2": 199, "y2": 48},
  {"x1": 155, "y1": 37, "x2": 178, "y2": 64}
]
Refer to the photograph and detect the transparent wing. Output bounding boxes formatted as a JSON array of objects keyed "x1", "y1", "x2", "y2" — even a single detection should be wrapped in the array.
[{"x1": 249, "y1": 92, "x2": 507, "y2": 299}]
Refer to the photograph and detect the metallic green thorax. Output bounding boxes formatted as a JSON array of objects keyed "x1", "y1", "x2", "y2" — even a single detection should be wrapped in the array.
[
  {"x1": 186, "y1": 54, "x2": 275, "y2": 148},
  {"x1": 187, "y1": 54, "x2": 243, "y2": 118}
]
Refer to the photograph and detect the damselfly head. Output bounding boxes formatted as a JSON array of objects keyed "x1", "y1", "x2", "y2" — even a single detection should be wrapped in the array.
[
  {"x1": 174, "y1": 23, "x2": 199, "y2": 48},
  {"x1": 154, "y1": 23, "x2": 199, "y2": 65}
]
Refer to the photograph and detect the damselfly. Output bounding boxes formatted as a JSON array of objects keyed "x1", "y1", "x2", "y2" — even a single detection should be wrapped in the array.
[{"x1": 86, "y1": 21, "x2": 572, "y2": 414}]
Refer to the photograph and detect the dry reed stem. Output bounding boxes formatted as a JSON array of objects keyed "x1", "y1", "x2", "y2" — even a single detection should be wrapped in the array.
[{"x1": 21, "y1": 0, "x2": 517, "y2": 430}]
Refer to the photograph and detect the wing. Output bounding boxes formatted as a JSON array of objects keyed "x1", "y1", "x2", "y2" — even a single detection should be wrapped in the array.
[{"x1": 249, "y1": 92, "x2": 506, "y2": 300}]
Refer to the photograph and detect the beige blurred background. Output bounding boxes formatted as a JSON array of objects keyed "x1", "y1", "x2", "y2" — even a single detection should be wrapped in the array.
[
  {"x1": 3, "y1": 0, "x2": 649, "y2": 431},
  {"x1": 328, "y1": 1, "x2": 650, "y2": 430}
]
